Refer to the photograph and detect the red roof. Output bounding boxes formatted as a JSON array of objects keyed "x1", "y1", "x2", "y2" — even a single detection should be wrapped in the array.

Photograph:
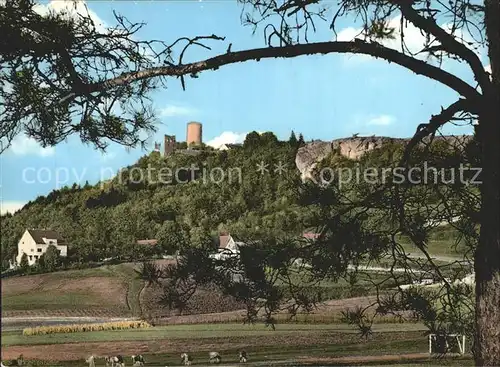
[
  {"x1": 219, "y1": 234, "x2": 231, "y2": 249},
  {"x1": 303, "y1": 232, "x2": 320, "y2": 239},
  {"x1": 136, "y1": 239, "x2": 158, "y2": 246}
]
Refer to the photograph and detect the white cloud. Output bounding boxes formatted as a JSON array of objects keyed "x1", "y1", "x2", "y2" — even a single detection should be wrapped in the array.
[
  {"x1": 33, "y1": 0, "x2": 106, "y2": 31},
  {"x1": 0, "y1": 201, "x2": 26, "y2": 215},
  {"x1": 367, "y1": 115, "x2": 396, "y2": 126},
  {"x1": 336, "y1": 17, "x2": 427, "y2": 65},
  {"x1": 336, "y1": 16, "x2": 483, "y2": 65},
  {"x1": 32, "y1": 0, "x2": 157, "y2": 61},
  {"x1": 206, "y1": 131, "x2": 247, "y2": 148},
  {"x1": 484, "y1": 64, "x2": 492, "y2": 81},
  {"x1": 159, "y1": 105, "x2": 197, "y2": 118},
  {"x1": 336, "y1": 27, "x2": 372, "y2": 65},
  {"x1": 9, "y1": 135, "x2": 55, "y2": 157}
]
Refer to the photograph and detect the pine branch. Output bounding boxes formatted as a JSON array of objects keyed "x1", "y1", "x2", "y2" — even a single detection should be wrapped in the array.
[{"x1": 85, "y1": 39, "x2": 480, "y2": 101}]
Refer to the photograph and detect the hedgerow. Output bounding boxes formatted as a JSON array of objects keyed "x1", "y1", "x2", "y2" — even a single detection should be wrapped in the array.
[{"x1": 22, "y1": 320, "x2": 151, "y2": 335}]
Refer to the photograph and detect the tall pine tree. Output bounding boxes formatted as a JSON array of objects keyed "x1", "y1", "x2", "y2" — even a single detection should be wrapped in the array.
[
  {"x1": 289, "y1": 131, "x2": 298, "y2": 147},
  {"x1": 297, "y1": 133, "x2": 305, "y2": 148}
]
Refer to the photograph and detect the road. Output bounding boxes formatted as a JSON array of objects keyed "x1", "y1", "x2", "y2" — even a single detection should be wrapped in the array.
[{"x1": 406, "y1": 253, "x2": 469, "y2": 264}]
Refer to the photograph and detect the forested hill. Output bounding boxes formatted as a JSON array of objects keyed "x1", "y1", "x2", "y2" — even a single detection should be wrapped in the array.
[
  {"x1": 0, "y1": 132, "x2": 311, "y2": 268},
  {"x1": 1, "y1": 131, "x2": 475, "y2": 270}
]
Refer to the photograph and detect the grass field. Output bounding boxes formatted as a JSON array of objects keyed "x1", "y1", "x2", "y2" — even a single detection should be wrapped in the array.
[
  {"x1": 401, "y1": 240, "x2": 468, "y2": 259},
  {"x1": 1, "y1": 323, "x2": 473, "y2": 366},
  {"x1": 1, "y1": 323, "x2": 429, "y2": 346},
  {"x1": 398, "y1": 225, "x2": 470, "y2": 259},
  {"x1": 1, "y1": 263, "x2": 144, "y2": 318}
]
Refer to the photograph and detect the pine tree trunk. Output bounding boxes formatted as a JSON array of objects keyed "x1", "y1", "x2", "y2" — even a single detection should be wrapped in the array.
[
  {"x1": 474, "y1": 87, "x2": 500, "y2": 366},
  {"x1": 475, "y1": 127, "x2": 500, "y2": 364},
  {"x1": 475, "y1": 2, "x2": 500, "y2": 365}
]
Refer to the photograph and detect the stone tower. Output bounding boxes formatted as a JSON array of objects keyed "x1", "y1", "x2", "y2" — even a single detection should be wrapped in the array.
[
  {"x1": 186, "y1": 121, "x2": 202, "y2": 147},
  {"x1": 164, "y1": 134, "x2": 176, "y2": 156}
]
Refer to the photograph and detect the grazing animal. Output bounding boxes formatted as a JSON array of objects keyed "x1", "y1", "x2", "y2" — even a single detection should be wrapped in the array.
[
  {"x1": 132, "y1": 354, "x2": 145, "y2": 366},
  {"x1": 115, "y1": 355, "x2": 125, "y2": 367},
  {"x1": 180, "y1": 353, "x2": 192, "y2": 366},
  {"x1": 105, "y1": 355, "x2": 125, "y2": 367},
  {"x1": 2, "y1": 355, "x2": 25, "y2": 366},
  {"x1": 85, "y1": 355, "x2": 96, "y2": 367},
  {"x1": 239, "y1": 350, "x2": 248, "y2": 363},
  {"x1": 208, "y1": 351, "x2": 221, "y2": 364}
]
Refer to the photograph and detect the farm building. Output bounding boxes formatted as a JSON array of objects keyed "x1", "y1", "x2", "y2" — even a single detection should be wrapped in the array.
[{"x1": 15, "y1": 229, "x2": 68, "y2": 266}]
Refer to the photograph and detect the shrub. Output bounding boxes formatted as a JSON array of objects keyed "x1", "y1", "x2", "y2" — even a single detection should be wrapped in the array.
[
  {"x1": 142, "y1": 281, "x2": 246, "y2": 319},
  {"x1": 22, "y1": 320, "x2": 151, "y2": 336},
  {"x1": 19, "y1": 253, "x2": 29, "y2": 270}
]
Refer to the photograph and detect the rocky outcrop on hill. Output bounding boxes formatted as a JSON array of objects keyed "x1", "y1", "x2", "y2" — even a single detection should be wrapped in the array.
[
  {"x1": 295, "y1": 140, "x2": 335, "y2": 182},
  {"x1": 295, "y1": 135, "x2": 472, "y2": 181}
]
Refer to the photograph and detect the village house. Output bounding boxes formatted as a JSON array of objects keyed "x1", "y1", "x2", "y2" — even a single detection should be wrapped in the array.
[
  {"x1": 213, "y1": 232, "x2": 319, "y2": 258},
  {"x1": 210, "y1": 233, "x2": 245, "y2": 260},
  {"x1": 219, "y1": 233, "x2": 243, "y2": 252},
  {"x1": 302, "y1": 232, "x2": 320, "y2": 240},
  {"x1": 136, "y1": 238, "x2": 160, "y2": 257},
  {"x1": 208, "y1": 232, "x2": 321, "y2": 263},
  {"x1": 136, "y1": 239, "x2": 159, "y2": 246},
  {"x1": 16, "y1": 229, "x2": 68, "y2": 266}
]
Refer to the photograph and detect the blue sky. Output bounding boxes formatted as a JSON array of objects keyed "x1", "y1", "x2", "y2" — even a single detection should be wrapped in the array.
[{"x1": 1, "y1": 0, "x2": 488, "y2": 214}]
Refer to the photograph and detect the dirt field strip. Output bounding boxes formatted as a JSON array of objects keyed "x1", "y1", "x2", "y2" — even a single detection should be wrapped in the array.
[{"x1": 296, "y1": 353, "x2": 464, "y2": 364}]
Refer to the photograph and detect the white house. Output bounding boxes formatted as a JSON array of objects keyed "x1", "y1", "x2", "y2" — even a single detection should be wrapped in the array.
[
  {"x1": 210, "y1": 233, "x2": 245, "y2": 260},
  {"x1": 16, "y1": 229, "x2": 68, "y2": 266}
]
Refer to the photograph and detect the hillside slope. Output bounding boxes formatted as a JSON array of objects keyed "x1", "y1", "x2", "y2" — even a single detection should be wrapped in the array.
[
  {"x1": 1, "y1": 263, "x2": 143, "y2": 318},
  {"x1": 1, "y1": 133, "x2": 474, "y2": 272},
  {"x1": 1, "y1": 260, "x2": 254, "y2": 321},
  {"x1": 0, "y1": 133, "x2": 302, "y2": 266}
]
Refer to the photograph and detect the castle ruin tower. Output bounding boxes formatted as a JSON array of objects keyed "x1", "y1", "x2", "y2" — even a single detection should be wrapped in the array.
[
  {"x1": 186, "y1": 121, "x2": 202, "y2": 147},
  {"x1": 164, "y1": 134, "x2": 176, "y2": 156}
]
